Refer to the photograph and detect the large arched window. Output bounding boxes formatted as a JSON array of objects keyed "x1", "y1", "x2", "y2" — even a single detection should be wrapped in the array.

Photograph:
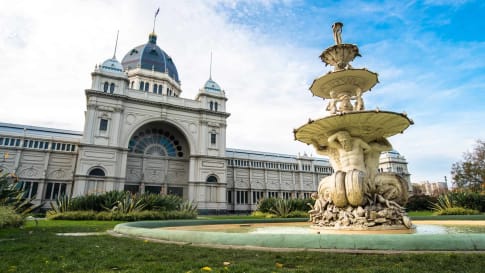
[
  {"x1": 128, "y1": 128, "x2": 185, "y2": 158},
  {"x1": 87, "y1": 168, "x2": 105, "y2": 194},
  {"x1": 206, "y1": 175, "x2": 218, "y2": 183},
  {"x1": 109, "y1": 83, "x2": 115, "y2": 93},
  {"x1": 103, "y1": 82, "x2": 109, "y2": 92}
]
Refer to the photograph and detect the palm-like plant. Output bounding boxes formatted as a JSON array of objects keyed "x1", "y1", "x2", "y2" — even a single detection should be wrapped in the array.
[
  {"x1": 269, "y1": 199, "x2": 294, "y2": 218},
  {"x1": 0, "y1": 173, "x2": 41, "y2": 215},
  {"x1": 430, "y1": 194, "x2": 454, "y2": 213},
  {"x1": 48, "y1": 195, "x2": 71, "y2": 214},
  {"x1": 178, "y1": 200, "x2": 198, "y2": 214},
  {"x1": 110, "y1": 194, "x2": 146, "y2": 213}
]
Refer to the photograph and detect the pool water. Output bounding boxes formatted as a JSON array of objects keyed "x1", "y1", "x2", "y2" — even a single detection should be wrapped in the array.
[{"x1": 165, "y1": 221, "x2": 485, "y2": 235}]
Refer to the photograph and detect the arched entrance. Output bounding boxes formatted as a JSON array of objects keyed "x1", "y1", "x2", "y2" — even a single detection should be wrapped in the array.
[{"x1": 124, "y1": 121, "x2": 189, "y2": 198}]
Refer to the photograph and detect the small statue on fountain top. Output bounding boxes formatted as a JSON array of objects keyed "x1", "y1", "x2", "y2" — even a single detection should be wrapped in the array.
[{"x1": 332, "y1": 22, "x2": 343, "y2": 45}]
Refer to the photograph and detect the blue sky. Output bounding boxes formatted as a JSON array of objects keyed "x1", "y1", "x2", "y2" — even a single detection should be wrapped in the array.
[{"x1": 1, "y1": 0, "x2": 484, "y2": 184}]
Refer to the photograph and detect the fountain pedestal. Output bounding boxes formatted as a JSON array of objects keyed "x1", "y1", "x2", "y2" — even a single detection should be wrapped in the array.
[{"x1": 294, "y1": 22, "x2": 414, "y2": 231}]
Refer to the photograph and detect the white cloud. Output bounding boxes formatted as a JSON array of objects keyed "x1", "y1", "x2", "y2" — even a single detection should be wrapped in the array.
[{"x1": 1, "y1": 0, "x2": 484, "y2": 183}]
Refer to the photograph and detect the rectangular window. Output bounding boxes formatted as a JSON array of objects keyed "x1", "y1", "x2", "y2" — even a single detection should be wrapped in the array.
[
  {"x1": 124, "y1": 184, "x2": 139, "y2": 194},
  {"x1": 282, "y1": 192, "x2": 291, "y2": 200},
  {"x1": 168, "y1": 187, "x2": 183, "y2": 197},
  {"x1": 227, "y1": 190, "x2": 232, "y2": 203},
  {"x1": 268, "y1": 191, "x2": 278, "y2": 198},
  {"x1": 44, "y1": 182, "x2": 67, "y2": 200},
  {"x1": 145, "y1": 186, "x2": 161, "y2": 194},
  {"x1": 19, "y1": 181, "x2": 38, "y2": 199},
  {"x1": 236, "y1": 191, "x2": 249, "y2": 204},
  {"x1": 99, "y1": 119, "x2": 108, "y2": 131},
  {"x1": 210, "y1": 133, "x2": 216, "y2": 145},
  {"x1": 87, "y1": 179, "x2": 104, "y2": 195},
  {"x1": 252, "y1": 191, "x2": 264, "y2": 203}
]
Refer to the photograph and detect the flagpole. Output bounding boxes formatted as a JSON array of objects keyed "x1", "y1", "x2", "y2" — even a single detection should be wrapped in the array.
[{"x1": 153, "y1": 8, "x2": 160, "y2": 33}]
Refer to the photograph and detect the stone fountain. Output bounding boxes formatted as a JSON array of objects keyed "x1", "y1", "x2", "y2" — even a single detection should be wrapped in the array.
[{"x1": 294, "y1": 22, "x2": 414, "y2": 231}]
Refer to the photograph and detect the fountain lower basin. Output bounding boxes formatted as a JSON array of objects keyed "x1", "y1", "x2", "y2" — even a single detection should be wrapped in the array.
[{"x1": 113, "y1": 218, "x2": 485, "y2": 251}]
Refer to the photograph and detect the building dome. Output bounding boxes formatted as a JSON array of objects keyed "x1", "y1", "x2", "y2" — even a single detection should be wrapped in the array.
[
  {"x1": 204, "y1": 78, "x2": 222, "y2": 92},
  {"x1": 121, "y1": 33, "x2": 180, "y2": 83},
  {"x1": 100, "y1": 58, "x2": 124, "y2": 74}
]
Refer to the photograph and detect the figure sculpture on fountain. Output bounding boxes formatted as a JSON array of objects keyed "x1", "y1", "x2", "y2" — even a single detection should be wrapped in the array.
[{"x1": 297, "y1": 22, "x2": 414, "y2": 230}]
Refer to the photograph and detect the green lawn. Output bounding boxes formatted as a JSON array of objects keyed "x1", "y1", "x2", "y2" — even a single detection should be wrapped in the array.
[
  {"x1": 407, "y1": 210, "x2": 434, "y2": 217},
  {"x1": 1, "y1": 220, "x2": 484, "y2": 273}
]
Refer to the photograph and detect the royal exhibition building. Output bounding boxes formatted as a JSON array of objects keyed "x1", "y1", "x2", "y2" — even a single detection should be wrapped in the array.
[{"x1": 0, "y1": 31, "x2": 411, "y2": 213}]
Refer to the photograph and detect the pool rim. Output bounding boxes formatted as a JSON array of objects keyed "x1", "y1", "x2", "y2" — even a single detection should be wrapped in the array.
[{"x1": 113, "y1": 218, "x2": 485, "y2": 251}]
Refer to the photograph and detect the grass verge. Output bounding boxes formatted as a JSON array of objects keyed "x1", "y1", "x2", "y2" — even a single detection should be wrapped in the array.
[{"x1": 1, "y1": 220, "x2": 484, "y2": 273}]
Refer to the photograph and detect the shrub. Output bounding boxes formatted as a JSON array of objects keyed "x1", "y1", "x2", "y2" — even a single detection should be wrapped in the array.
[
  {"x1": 405, "y1": 195, "x2": 437, "y2": 211},
  {"x1": 449, "y1": 191, "x2": 485, "y2": 212},
  {"x1": 251, "y1": 211, "x2": 277, "y2": 218},
  {"x1": 269, "y1": 199, "x2": 293, "y2": 218},
  {"x1": 100, "y1": 191, "x2": 130, "y2": 210},
  {"x1": 110, "y1": 194, "x2": 146, "y2": 213},
  {"x1": 256, "y1": 198, "x2": 277, "y2": 213},
  {"x1": 178, "y1": 200, "x2": 198, "y2": 214},
  {"x1": 64, "y1": 192, "x2": 185, "y2": 213},
  {"x1": 430, "y1": 194, "x2": 481, "y2": 215},
  {"x1": 287, "y1": 210, "x2": 309, "y2": 218},
  {"x1": 46, "y1": 210, "x2": 197, "y2": 221},
  {"x1": 432, "y1": 207, "x2": 480, "y2": 216},
  {"x1": 138, "y1": 193, "x2": 182, "y2": 211},
  {"x1": 69, "y1": 194, "x2": 105, "y2": 211},
  {"x1": 0, "y1": 206, "x2": 24, "y2": 228},
  {"x1": 289, "y1": 198, "x2": 314, "y2": 211}
]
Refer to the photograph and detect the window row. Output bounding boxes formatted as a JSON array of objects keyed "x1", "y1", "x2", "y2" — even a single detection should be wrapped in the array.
[
  {"x1": 314, "y1": 166, "x2": 333, "y2": 173},
  {"x1": 227, "y1": 159, "x2": 331, "y2": 173},
  {"x1": 378, "y1": 166, "x2": 406, "y2": 173},
  {"x1": 228, "y1": 159, "x2": 298, "y2": 170},
  {"x1": 209, "y1": 101, "x2": 219, "y2": 111},
  {"x1": 227, "y1": 190, "x2": 314, "y2": 204},
  {"x1": 15, "y1": 181, "x2": 68, "y2": 200},
  {"x1": 0, "y1": 137, "x2": 76, "y2": 152},
  {"x1": 130, "y1": 81, "x2": 178, "y2": 97},
  {"x1": 103, "y1": 81, "x2": 116, "y2": 93}
]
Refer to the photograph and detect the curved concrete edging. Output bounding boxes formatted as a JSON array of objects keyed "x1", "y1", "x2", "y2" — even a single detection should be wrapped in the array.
[{"x1": 113, "y1": 219, "x2": 485, "y2": 251}]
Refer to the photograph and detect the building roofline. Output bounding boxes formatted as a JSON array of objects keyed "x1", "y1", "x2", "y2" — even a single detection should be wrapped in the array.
[
  {"x1": 226, "y1": 147, "x2": 329, "y2": 162},
  {"x1": 0, "y1": 122, "x2": 83, "y2": 137}
]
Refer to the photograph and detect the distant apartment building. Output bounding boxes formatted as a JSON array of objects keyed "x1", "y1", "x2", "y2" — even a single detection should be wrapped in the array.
[{"x1": 412, "y1": 181, "x2": 448, "y2": 196}]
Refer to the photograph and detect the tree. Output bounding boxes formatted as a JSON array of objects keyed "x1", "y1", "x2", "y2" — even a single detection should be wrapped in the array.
[{"x1": 451, "y1": 140, "x2": 485, "y2": 192}]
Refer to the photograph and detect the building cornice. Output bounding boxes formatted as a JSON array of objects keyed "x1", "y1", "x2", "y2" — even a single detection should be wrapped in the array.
[{"x1": 85, "y1": 89, "x2": 231, "y2": 118}]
